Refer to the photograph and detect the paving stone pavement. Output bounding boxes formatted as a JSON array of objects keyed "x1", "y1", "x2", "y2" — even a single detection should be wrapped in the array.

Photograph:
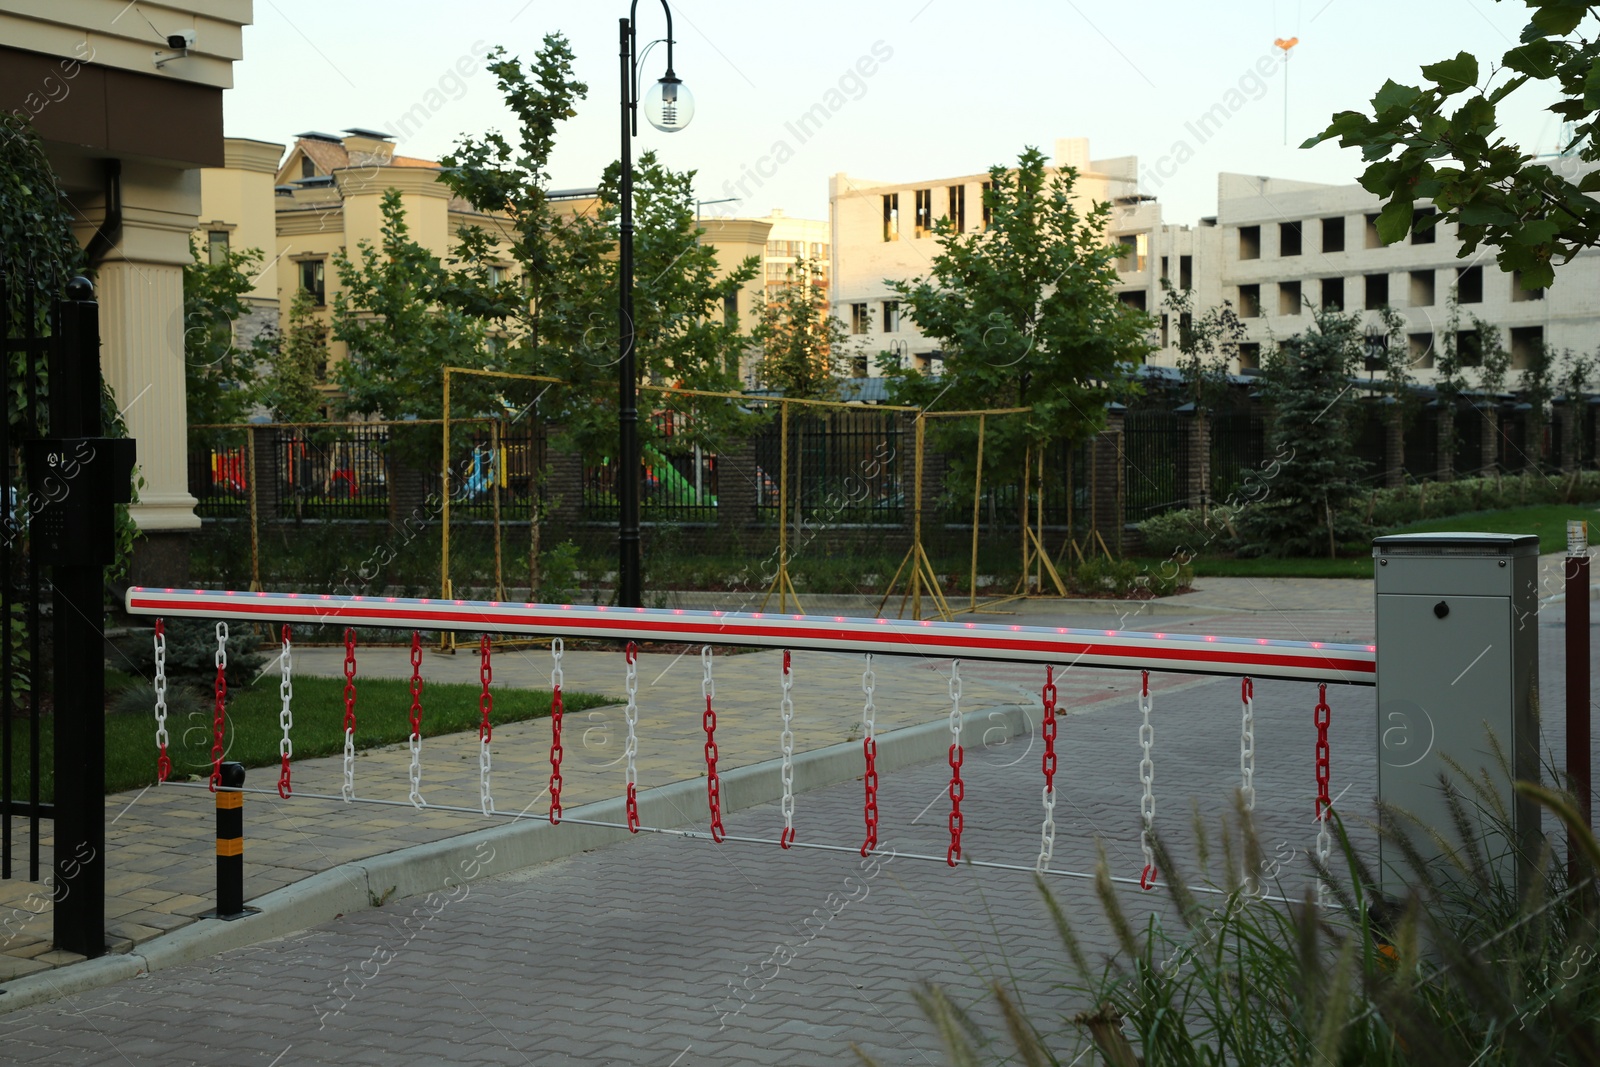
[{"x1": 0, "y1": 610, "x2": 1590, "y2": 1063}]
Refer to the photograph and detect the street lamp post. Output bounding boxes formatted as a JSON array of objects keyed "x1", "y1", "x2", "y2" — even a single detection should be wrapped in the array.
[
  {"x1": 1363, "y1": 324, "x2": 1389, "y2": 393},
  {"x1": 618, "y1": 1, "x2": 694, "y2": 607}
]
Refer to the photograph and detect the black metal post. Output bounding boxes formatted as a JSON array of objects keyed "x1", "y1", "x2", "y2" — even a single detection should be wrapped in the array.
[
  {"x1": 618, "y1": 14, "x2": 640, "y2": 608},
  {"x1": 215, "y1": 762, "x2": 245, "y2": 919},
  {"x1": 48, "y1": 279, "x2": 106, "y2": 958},
  {"x1": 1568, "y1": 527, "x2": 1591, "y2": 887}
]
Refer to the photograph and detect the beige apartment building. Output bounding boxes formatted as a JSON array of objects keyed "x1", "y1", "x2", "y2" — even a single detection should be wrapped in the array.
[
  {"x1": 0, "y1": 0, "x2": 254, "y2": 580},
  {"x1": 828, "y1": 136, "x2": 1600, "y2": 386}
]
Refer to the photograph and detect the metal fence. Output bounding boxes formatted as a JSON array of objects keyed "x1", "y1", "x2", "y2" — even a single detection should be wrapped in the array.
[
  {"x1": 1406, "y1": 407, "x2": 1440, "y2": 481},
  {"x1": 581, "y1": 410, "x2": 720, "y2": 524},
  {"x1": 1122, "y1": 407, "x2": 1189, "y2": 520},
  {"x1": 753, "y1": 408, "x2": 905, "y2": 525},
  {"x1": 1211, "y1": 405, "x2": 1269, "y2": 503}
]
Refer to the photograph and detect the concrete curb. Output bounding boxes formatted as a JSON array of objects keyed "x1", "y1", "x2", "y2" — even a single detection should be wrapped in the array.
[{"x1": 0, "y1": 703, "x2": 1031, "y2": 1014}]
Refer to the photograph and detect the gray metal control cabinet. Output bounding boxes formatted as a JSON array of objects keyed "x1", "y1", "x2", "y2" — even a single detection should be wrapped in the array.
[{"x1": 1372, "y1": 533, "x2": 1540, "y2": 896}]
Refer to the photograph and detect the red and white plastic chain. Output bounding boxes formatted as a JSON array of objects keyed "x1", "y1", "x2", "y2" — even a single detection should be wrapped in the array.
[
  {"x1": 209, "y1": 622, "x2": 228, "y2": 792},
  {"x1": 946, "y1": 660, "x2": 964, "y2": 866},
  {"x1": 277, "y1": 625, "x2": 294, "y2": 799},
  {"x1": 701, "y1": 645, "x2": 725, "y2": 843},
  {"x1": 341, "y1": 628, "x2": 357, "y2": 803},
  {"x1": 1240, "y1": 677, "x2": 1256, "y2": 812},
  {"x1": 859, "y1": 653, "x2": 878, "y2": 857},
  {"x1": 1036, "y1": 665, "x2": 1059, "y2": 874},
  {"x1": 548, "y1": 637, "x2": 565, "y2": 825},
  {"x1": 778, "y1": 649, "x2": 796, "y2": 848},
  {"x1": 623, "y1": 641, "x2": 640, "y2": 832},
  {"x1": 406, "y1": 631, "x2": 425, "y2": 809},
  {"x1": 152, "y1": 619, "x2": 171, "y2": 783},
  {"x1": 1137, "y1": 669, "x2": 1157, "y2": 890},
  {"x1": 1314, "y1": 683, "x2": 1332, "y2": 901},
  {"x1": 478, "y1": 634, "x2": 495, "y2": 816}
]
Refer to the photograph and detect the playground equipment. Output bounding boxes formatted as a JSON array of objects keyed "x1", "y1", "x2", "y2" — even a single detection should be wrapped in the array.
[{"x1": 130, "y1": 585, "x2": 1377, "y2": 902}]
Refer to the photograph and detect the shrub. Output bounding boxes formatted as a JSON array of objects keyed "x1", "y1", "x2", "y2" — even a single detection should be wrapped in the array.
[{"x1": 1135, "y1": 505, "x2": 1242, "y2": 559}]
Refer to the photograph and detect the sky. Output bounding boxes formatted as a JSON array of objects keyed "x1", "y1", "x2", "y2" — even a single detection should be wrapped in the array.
[{"x1": 223, "y1": 0, "x2": 1570, "y2": 228}]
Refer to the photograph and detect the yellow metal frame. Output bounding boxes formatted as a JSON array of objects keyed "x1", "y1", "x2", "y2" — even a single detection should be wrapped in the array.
[{"x1": 876, "y1": 415, "x2": 957, "y2": 622}]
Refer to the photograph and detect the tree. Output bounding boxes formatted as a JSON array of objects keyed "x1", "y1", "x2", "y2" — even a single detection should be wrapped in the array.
[
  {"x1": 182, "y1": 241, "x2": 266, "y2": 426},
  {"x1": 1238, "y1": 308, "x2": 1374, "y2": 558},
  {"x1": 258, "y1": 288, "x2": 326, "y2": 424},
  {"x1": 750, "y1": 257, "x2": 850, "y2": 399},
  {"x1": 331, "y1": 189, "x2": 492, "y2": 423},
  {"x1": 883, "y1": 146, "x2": 1151, "y2": 512},
  {"x1": 1304, "y1": 0, "x2": 1600, "y2": 289},
  {"x1": 1162, "y1": 281, "x2": 1244, "y2": 413},
  {"x1": 440, "y1": 39, "x2": 758, "y2": 461}
]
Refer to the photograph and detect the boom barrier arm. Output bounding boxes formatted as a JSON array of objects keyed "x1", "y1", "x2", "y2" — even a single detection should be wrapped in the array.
[{"x1": 126, "y1": 588, "x2": 1375, "y2": 686}]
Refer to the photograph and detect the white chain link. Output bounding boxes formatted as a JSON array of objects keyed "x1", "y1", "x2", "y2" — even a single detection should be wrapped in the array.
[
  {"x1": 478, "y1": 730, "x2": 494, "y2": 816},
  {"x1": 1138, "y1": 678, "x2": 1156, "y2": 879},
  {"x1": 214, "y1": 621, "x2": 228, "y2": 671},
  {"x1": 948, "y1": 660, "x2": 962, "y2": 744},
  {"x1": 702, "y1": 644, "x2": 714, "y2": 703},
  {"x1": 1037, "y1": 673, "x2": 1057, "y2": 876},
  {"x1": 861, "y1": 655, "x2": 875, "y2": 741},
  {"x1": 551, "y1": 637, "x2": 564, "y2": 693},
  {"x1": 779, "y1": 653, "x2": 796, "y2": 838},
  {"x1": 1316, "y1": 810, "x2": 1333, "y2": 908},
  {"x1": 342, "y1": 729, "x2": 356, "y2": 802},
  {"x1": 278, "y1": 633, "x2": 293, "y2": 763},
  {"x1": 623, "y1": 647, "x2": 639, "y2": 810},
  {"x1": 152, "y1": 626, "x2": 168, "y2": 758},
  {"x1": 1240, "y1": 682, "x2": 1256, "y2": 813},
  {"x1": 407, "y1": 732, "x2": 424, "y2": 811}
]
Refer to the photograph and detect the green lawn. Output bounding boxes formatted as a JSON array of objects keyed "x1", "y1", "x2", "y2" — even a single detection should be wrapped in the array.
[{"x1": 8, "y1": 674, "x2": 615, "y2": 799}]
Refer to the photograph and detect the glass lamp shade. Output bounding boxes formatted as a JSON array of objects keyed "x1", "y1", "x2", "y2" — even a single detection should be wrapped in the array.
[{"x1": 643, "y1": 77, "x2": 694, "y2": 133}]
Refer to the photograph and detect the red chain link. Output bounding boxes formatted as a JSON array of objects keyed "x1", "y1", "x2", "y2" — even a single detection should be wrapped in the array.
[
  {"x1": 408, "y1": 630, "x2": 423, "y2": 739},
  {"x1": 342, "y1": 628, "x2": 358, "y2": 737},
  {"x1": 209, "y1": 628, "x2": 226, "y2": 792},
  {"x1": 1314, "y1": 683, "x2": 1331, "y2": 821},
  {"x1": 947, "y1": 734, "x2": 965, "y2": 868},
  {"x1": 549, "y1": 660, "x2": 565, "y2": 826},
  {"x1": 1041, "y1": 665, "x2": 1058, "y2": 793},
  {"x1": 154, "y1": 619, "x2": 171, "y2": 783},
  {"x1": 860, "y1": 739, "x2": 878, "y2": 859},
  {"x1": 278, "y1": 624, "x2": 293, "y2": 799},
  {"x1": 703, "y1": 673, "x2": 725, "y2": 843},
  {"x1": 478, "y1": 635, "x2": 493, "y2": 745}
]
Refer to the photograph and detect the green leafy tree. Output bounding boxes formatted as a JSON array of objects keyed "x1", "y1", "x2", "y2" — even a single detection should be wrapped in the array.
[
  {"x1": 331, "y1": 189, "x2": 492, "y2": 423},
  {"x1": 751, "y1": 257, "x2": 850, "y2": 399},
  {"x1": 1304, "y1": 0, "x2": 1600, "y2": 289},
  {"x1": 1162, "y1": 281, "x2": 1244, "y2": 413},
  {"x1": 883, "y1": 146, "x2": 1151, "y2": 513},
  {"x1": 258, "y1": 288, "x2": 326, "y2": 424},
  {"x1": 440, "y1": 39, "x2": 758, "y2": 460},
  {"x1": 182, "y1": 241, "x2": 266, "y2": 426},
  {"x1": 1239, "y1": 308, "x2": 1374, "y2": 557}
]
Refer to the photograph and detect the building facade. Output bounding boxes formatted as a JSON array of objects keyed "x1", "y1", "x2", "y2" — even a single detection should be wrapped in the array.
[{"x1": 0, "y1": 0, "x2": 254, "y2": 580}]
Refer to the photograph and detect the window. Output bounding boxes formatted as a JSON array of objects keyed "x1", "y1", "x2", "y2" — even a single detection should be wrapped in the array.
[
  {"x1": 1409, "y1": 269, "x2": 1434, "y2": 307},
  {"x1": 1322, "y1": 217, "x2": 1345, "y2": 253},
  {"x1": 1278, "y1": 280, "x2": 1301, "y2": 316},
  {"x1": 1511, "y1": 326, "x2": 1543, "y2": 370},
  {"x1": 980, "y1": 181, "x2": 993, "y2": 230},
  {"x1": 882, "y1": 300, "x2": 901, "y2": 332},
  {"x1": 1238, "y1": 342, "x2": 1261, "y2": 371},
  {"x1": 947, "y1": 185, "x2": 965, "y2": 233},
  {"x1": 1411, "y1": 207, "x2": 1437, "y2": 244},
  {"x1": 1511, "y1": 271, "x2": 1544, "y2": 302},
  {"x1": 300, "y1": 155, "x2": 315, "y2": 179},
  {"x1": 1179, "y1": 254, "x2": 1193, "y2": 289},
  {"x1": 1364, "y1": 273, "x2": 1389, "y2": 310},
  {"x1": 914, "y1": 188, "x2": 933, "y2": 238},
  {"x1": 1321, "y1": 277, "x2": 1345, "y2": 311},
  {"x1": 1179, "y1": 311, "x2": 1193, "y2": 347},
  {"x1": 851, "y1": 303, "x2": 870, "y2": 335},
  {"x1": 1118, "y1": 234, "x2": 1148, "y2": 272},
  {"x1": 1364, "y1": 213, "x2": 1383, "y2": 249},
  {"x1": 1456, "y1": 265, "x2": 1483, "y2": 304},
  {"x1": 1160, "y1": 313, "x2": 1169, "y2": 348},
  {"x1": 1159, "y1": 256, "x2": 1169, "y2": 280},
  {"x1": 1279, "y1": 221, "x2": 1302, "y2": 257},
  {"x1": 487, "y1": 265, "x2": 507, "y2": 287},
  {"x1": 882, "y1": 194, "x2": 899, "y2": 242},
  {"x1": 1408, "y1": 332, "x2": 1434, "y2": 369},
  {"x1": 1457, "y1": 329, "x2": 1482, "y2": 367},
  {"x1": 1238, "y1": 225, "x2": 1260, "y2": 261},
  {"x1": 723, "y1": 290, "x2": 738, "y2": 322},
  {"x1": 206, "y1": 230, "x2": 230, "y2": 265},
  {"x1": 299, "y1": 259, "x2": 326, "y2": 306},
  {"x1": 1118, "y1": 290, "x2": 1147, "y2": 311},
  {"x1": 1238, "y1": 284, "x2": 1261, "y2": 318}
]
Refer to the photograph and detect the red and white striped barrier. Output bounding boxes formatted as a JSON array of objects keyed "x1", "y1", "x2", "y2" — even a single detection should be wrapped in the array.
[{"x1": 125, "y1": 587, "x2": 1375, "y2": 686}]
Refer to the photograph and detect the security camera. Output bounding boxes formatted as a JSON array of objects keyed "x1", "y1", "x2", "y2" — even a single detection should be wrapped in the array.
[{"x1": 166, "y1": 30, "x2": 195, "y2": 50}]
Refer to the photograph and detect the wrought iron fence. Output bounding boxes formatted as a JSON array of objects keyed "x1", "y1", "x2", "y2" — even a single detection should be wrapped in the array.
[
  {"x1": 1211, "y1": 405, "x2": 1269, "y2": 503},
  {"x1": 582, "y1": 414, "x2": 719, "y2": 525},
  {"x1": 267, "y1": 425, "x2": 391, "y2": 519},
  {"x1": 1123, "y1": 406, "x2": 1189, "y2": 519},
  {"x1": 753, "y1": 408, "x2": 904, "y2": 525}
]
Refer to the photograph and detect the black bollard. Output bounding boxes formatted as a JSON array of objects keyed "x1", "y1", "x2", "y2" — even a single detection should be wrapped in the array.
[{"x1": 215, "y1": 762, "x2": 247, "y2": 919}]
